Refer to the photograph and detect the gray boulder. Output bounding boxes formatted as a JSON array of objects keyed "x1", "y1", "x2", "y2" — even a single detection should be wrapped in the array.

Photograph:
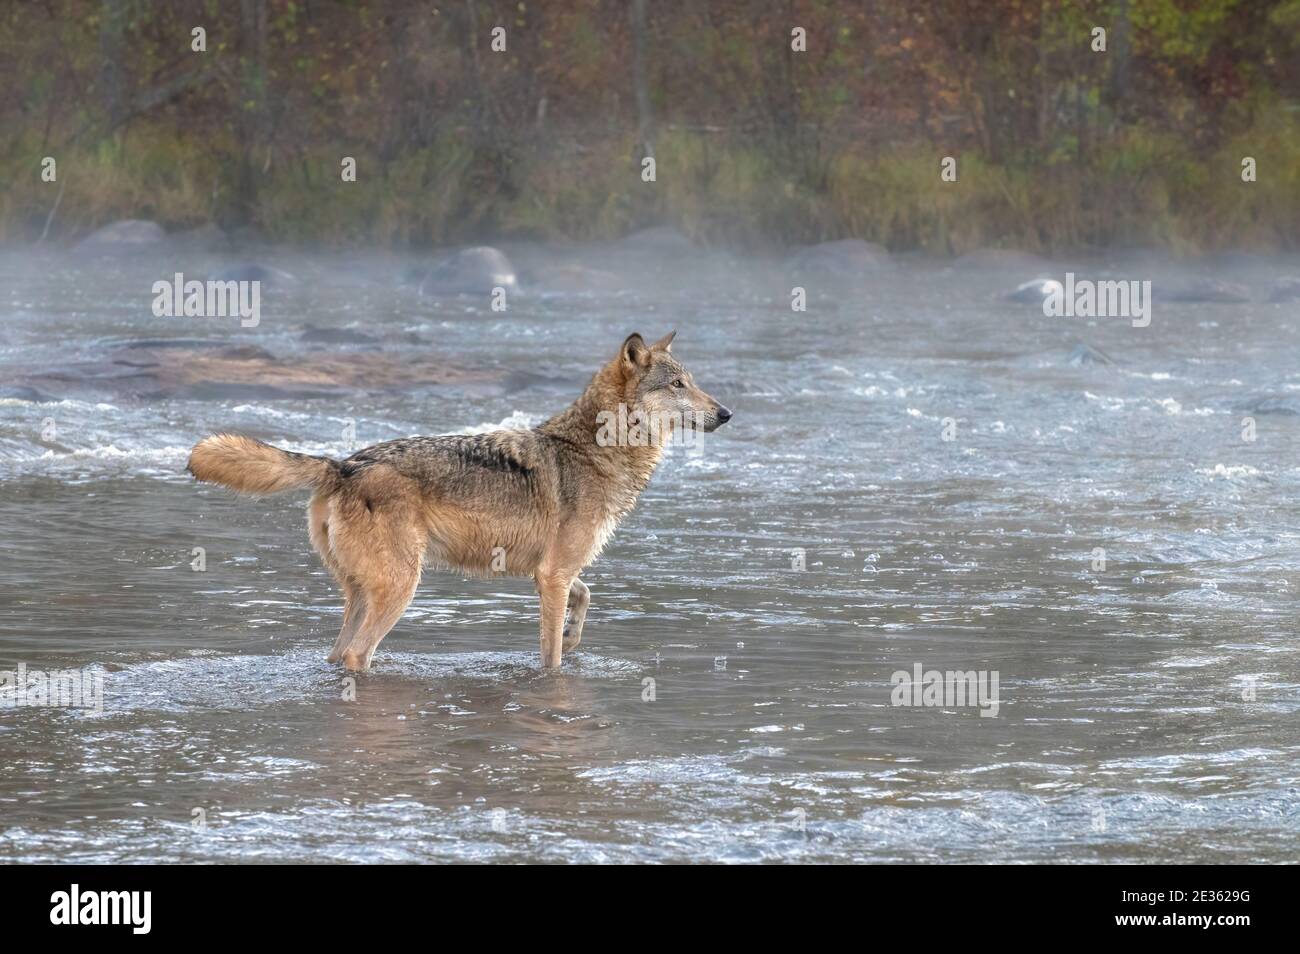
[
  {"x1": 419, "y1": 246, "x2": 518, "y2": 296},
  {"x1": 1267, "y1": 277, "x2": 1300, "y2": 303},
  {"x1": 211, "y1": 264, "x2": 298, "y2": 285},
  {"x1": 1066, "y1": 342, "x2": 1116, "y2": 367},
  {"x1": 1007, "y1": 277, "x2": 1063, "y2": 304},
  {"x1": 0, "y1": 384, "x2": 60, "y2": 403},
  {"x1": 1154, "y1": 278, "x2": 1251, "y2": 303},
  {"x1": 170, "y1": 223, "x2": 229, "y2": 253},
  {"x1": 953, "y1": 248, "x2": 1047, "y2": 270},
  {"x1": 619, "y1": 225, "x2": 695, "y2": 254},
  {"x1": 72, "y1": 219, "x2": 165, "y2": 253},
  {"x1": 299, "y1": 326, "x2": 378, "y2": 345},
  {"x1": 527, "y1": 264, "x2": 625, "y2": 294},
  {"x1": 787, "y1": 239, "x2": 891, "y2": 282},
  {"x1": 1243, "y1": 395, "x2": 1300, "y2": 415}
]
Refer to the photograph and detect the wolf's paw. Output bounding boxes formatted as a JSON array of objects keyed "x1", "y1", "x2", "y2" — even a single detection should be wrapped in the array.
[
  {"x1": 340, "y1": 650, "x2": 371, "y2": 672},
  {"x1": 562, "y1": 624, "x2": 582, "y2": 653}
]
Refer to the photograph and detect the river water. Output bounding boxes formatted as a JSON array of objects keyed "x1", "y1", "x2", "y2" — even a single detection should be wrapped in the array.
[{"x1": 1, "y1": 242, "x2": 1297, "y2": 863}]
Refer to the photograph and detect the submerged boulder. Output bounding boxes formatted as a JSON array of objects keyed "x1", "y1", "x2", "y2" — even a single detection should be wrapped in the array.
[
  {"x1": 0, "y1": 384, "x2": 60, "y2": 403},
  {"x1": 298, "y1": 326, "x2": 378, "y2": 345},
  {"x1": 398, "y1": 263, "x2": 430, "y2": 287},
  {"x1": 72, "y1": 219, "x2": 165, "y2": 253},
  {"x1": 953, "y1": 248, "x2": 1047, "y2": 270},
  {"x1": 787, "y1": 239, "x2": 891, "y2": 282},
  {"x1": 526, "y1": 264, "x2": 625, "y2": 294},
  {"x1": 1267, "y1": 277, "x2": 1300, "y2": 303},
  {"x1": 618, "y1": 225, "x2": 695, "y2": 254},
  {"x1": 1153, "y1": 278, "x2": 1251, "y2": 303},
  {"x1": 11, "y1": 342, "x2": 532, "y2": 401},
  {"x1": 169, "y1": 223, "x2": 229, "y2": 253},
  {"x1": 419, "y1": 246, "x2": 517, "y2": 296},
  {"x1": 1065, "y1": 342, "x2": 1116, "y2": 367},
  {"x1": 1243, "y1": 394, "x2": 1300, "y2": 415},
  {"x1": 210, "y1": 263, "x2": 298, "y2": 285}
]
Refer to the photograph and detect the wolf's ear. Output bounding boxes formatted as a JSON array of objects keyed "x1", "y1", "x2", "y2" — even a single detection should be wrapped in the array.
[
  {"x1": 649, "y1": 330, "x2": 676, "y2": 353},
  {"x1": 621, "y1": 333, "x2": 651, "y2": 373}
]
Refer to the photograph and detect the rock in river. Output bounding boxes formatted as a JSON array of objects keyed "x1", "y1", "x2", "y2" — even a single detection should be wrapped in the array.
[
  {"x1": 786, "y1": 239, "x2": 891, "y2": 283},
  {"x1": 1007, "y1": 277, "x2": 1063, "y2": 304},
  {"x1": 72, "y1": 219, "x2": 166, "y2": 255},
  {"x1": 419, "y1": 247, "x2": 518, "y2": 296}
]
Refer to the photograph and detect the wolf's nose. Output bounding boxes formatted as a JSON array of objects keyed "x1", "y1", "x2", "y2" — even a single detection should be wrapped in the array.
[{"x1": 715, "y1": 405, "x2": 733, "y2": 424}]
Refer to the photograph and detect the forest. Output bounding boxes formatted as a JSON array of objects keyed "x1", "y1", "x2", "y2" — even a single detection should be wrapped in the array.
[{"x1": 1, "y1": 0, "x2": 1298, "y2": 252}]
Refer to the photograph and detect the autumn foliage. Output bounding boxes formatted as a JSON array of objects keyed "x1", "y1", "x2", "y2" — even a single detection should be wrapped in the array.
[{"x1": 2, "y1": 0, "x2": 1298, "y2": 251}]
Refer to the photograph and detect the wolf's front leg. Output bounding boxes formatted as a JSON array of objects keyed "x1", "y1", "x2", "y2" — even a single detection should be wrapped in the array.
[
  {"x1": 536, "y1": 572, "x2": 571, "y2": 668},
  {"x1": 562, "y1": 578, "x2": 590, "y2": 653}
]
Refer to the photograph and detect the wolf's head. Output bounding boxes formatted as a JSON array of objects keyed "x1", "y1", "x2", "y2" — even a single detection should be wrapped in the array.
[{"x1": 617, "y1": 331, "x2": 732, "y2": 434}]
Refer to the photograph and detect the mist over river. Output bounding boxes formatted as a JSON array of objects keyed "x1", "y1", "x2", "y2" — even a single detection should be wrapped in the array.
[{"x1": 2, "y1": 241, "x2": 1298, "y2": 863}]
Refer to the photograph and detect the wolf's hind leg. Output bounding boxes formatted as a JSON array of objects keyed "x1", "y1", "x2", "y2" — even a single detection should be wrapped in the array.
[
  {"x1": 326, "y1": 584, "x2": 366, "y2": 664},
  {"x1": 336, "y1": 571, "x2": 420, "y2": 671},
  {"x1": 328, "y1": 496, "x2": 425, "y2": 671},
  {"x1": 309, "y1": 495, "x2": 365, "y2": 664},
  {"x1": 562, "y1": 578, "x2": 590, "y2": 653}
]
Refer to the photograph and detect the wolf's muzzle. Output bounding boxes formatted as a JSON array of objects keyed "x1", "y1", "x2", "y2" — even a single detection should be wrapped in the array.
[{"x1": 704, "y1": 404, "x2": 733, "y2": 431}]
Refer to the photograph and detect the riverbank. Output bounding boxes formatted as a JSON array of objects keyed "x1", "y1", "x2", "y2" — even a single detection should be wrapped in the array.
[{"x1": 6, "y1": 111, "x2": 1299, "y2": 255}]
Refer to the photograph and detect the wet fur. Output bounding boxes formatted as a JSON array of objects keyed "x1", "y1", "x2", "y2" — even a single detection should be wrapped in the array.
[{"x1": 187, "y1": 332, "x2": 730, "y2": 670}]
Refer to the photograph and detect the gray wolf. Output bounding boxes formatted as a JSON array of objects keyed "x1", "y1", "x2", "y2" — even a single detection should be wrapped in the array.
[{"x1": 187, "y1": 331, "x2": 732, "y2": 670}]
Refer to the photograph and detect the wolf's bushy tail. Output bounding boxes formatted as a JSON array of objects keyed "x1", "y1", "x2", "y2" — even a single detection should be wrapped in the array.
[{"x1": 188, "y1": 433, "x2": 340, "y2": 494}]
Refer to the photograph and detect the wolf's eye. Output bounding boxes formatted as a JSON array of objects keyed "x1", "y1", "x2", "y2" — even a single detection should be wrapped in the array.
[{"x1": 671, "y1": 378, "x2": 685, "y2": 389}]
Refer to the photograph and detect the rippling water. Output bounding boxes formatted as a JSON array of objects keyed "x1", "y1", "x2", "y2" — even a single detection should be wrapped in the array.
[{"x1": 2, "y1": 245, "x2": 1298, "y2": 863}]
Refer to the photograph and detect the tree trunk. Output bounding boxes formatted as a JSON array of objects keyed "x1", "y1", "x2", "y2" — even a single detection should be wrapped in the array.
[
  {"x1": 97, "y1": 0, "x2": 128, "y2": 127},
  {"x1": 234, "y1": 0, "x2": 269, "y2": 227},
  {"x1": 1104, "y1": 0, "x2": 1132, "y2": 124},
  {"x1": 630, "y1": 0, "x2": 655, "y2": 159},
  {"x1": 1036, "y1": 1, "x2": 1049, "y2": 153}
]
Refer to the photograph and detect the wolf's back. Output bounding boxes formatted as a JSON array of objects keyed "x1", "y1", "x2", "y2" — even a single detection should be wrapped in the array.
[{"x1": 188, "y1": 433, "x2": 340, "y2": 494}]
